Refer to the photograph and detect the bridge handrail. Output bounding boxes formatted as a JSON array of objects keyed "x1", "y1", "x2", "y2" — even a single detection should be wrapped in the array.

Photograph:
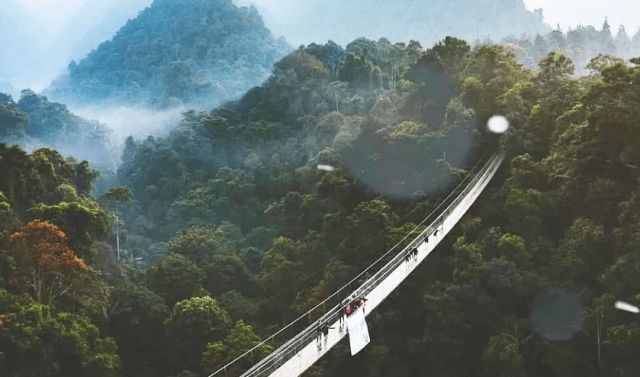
[{"x1": 240, "y1": 151, "x2": 504, "y2": 376}]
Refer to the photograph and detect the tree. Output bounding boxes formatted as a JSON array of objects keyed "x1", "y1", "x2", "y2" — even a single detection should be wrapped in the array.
[
  {"x1": 201, "y1": 320, "x2": 273, "y2": 376},
  {"x1": 7, "y1": 220, "x2": 88, "y2": 305},
  {"x1": 256, "y1": 236, "x2": 310, "y2": 324},
  {"x1": 164, "y1": 296, "x2": 231, "y2": 373},
  {"x1": 218, "y1": 291, "x2": 259, "y2": 323},
  {"x1": 257, "y1": 237, "x2": 305, "y2": 294},
  {"x1": 336, "y1": 199, "x2": 399, "y2": 266},
  {"x1": 585, "y1": 53, "x2": 625, "y2": 75},
  {"x1": 68, "y1": 159, "x2": 101, "y2": 197},
  {"x1": 422, "y1": 36, "x2": 471, "y2": 78},
  {"x1": 536, "y1": 51, "x2": 575, "y2": 86},
  {"x1": 28, "y1": 199, "x2": 111, "y2": 263},
  {"x1": 483, "y1": 333, "x2": 524, "y2": 377},
  {"x1": 338, "y1": 52, "x2": 372, "y2": 89},
  {"x1": 497, "y1": 233, "x2": 531, "y2": 268},
  {"x1": 419, "y1": 282, "x2": 478, "y2": 376},
  {"x1": 98, "y1": 186, "x2": 132, "y2": 260},
  {"x1": 0, "y1": 104, "x2": 30, "y2": 138},
  {"x1": 145, "y1": 253, "x2": 206, "y2": 307},
  {"x1": 107, "y1": 283, "x2": 169, "y2": 375},
  {"x1": 329, "y1": 81, "x2": 349, "y2": 112},
  {"x1": 583, "y1": 56, "x2": 640, "y2": 164},
  {"x1": 0, "y1": 288, "x2": 120, "y2": 377},
  {"x1": 169, "y1": 224, "x2": 252, "y2": 296}
]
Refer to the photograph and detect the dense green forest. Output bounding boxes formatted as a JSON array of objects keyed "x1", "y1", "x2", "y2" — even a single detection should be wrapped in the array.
[
  {"x1": 2, "y1": 33, "x2": 640, "y2": 377},
  {"x1": 43, "y1": 0, "x2": 291, "y2": 109}
]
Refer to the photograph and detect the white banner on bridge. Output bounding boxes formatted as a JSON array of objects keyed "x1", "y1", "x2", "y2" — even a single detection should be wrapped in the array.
[{"x1": 347, "y1": 307, "x2": 370, "y2": 356}]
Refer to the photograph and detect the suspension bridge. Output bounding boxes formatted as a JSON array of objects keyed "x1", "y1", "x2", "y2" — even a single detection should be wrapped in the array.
[{"x1": 212, "y1": 149, "x2": 506, "y2": 377}]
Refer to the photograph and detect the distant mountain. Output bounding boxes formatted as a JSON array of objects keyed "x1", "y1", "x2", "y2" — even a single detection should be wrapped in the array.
[
  {"x1": 243, "y1": 0, "x2": 552, "y2": 48},
  {"x1": 0, "y1": 90, "x2": 120, "y2": 178},
  {"x1": 44, "y1": 0, "x2": 292, "y2": 110}
]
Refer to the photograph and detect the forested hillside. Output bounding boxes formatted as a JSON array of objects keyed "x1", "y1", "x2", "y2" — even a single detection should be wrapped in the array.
[
  {"x1": 2, "y1": 33, "x2": 640, "y2": 377},
  {"x1": 44, "y1": 0, "x2": 291, "y2": 109},
  {"x1": 0, "y1": 90, "x2": 120, "y2": 192}
]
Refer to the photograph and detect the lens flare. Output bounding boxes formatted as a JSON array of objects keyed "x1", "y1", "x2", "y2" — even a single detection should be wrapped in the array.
[
  {"x1": 615, "y1": 301, "x2": 639, "y2": 313},
  {"x1": 487, "y1": 115, "x2": 509, "y2": 134},
  {"x1": 317, "y1": 164, "x2": 335, "y2": 172}
]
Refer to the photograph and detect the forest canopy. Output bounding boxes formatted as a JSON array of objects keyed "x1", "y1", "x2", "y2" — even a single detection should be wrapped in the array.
[{"x1": 2, "y1": 30, "x2": 640, "y2": 377}]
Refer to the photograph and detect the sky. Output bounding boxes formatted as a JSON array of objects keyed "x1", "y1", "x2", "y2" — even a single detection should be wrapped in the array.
[
  {"x1": 15, "y1": 0, "x2": 640, "y2": 41},
  {"x1": 15, "y1": 0, "x2": 91, "y2": 36}
]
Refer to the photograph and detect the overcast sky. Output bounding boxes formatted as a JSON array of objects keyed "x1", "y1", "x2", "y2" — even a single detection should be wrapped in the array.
[
  {"x1": 15, "y1": 0, "x2": 640, "y2": 40},
  {"x1": 15, "y1": 0, "x2": 90, "y2": 36}
]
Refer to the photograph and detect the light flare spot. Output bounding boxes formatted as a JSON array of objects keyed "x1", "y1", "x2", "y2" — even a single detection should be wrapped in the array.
[
  {"x1": 317, "y1": 164, "x2": 335, "y2": 172},
  {"x1": 487, "y1": 115, "x2": 509, "y2": 134},
  {"x1": 614, "y1": 301, "x2": 639, "y2": 313}
]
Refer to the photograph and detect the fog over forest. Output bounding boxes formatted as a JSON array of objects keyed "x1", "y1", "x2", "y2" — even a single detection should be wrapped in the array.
[
  {"x1": 3, "y1": 0, "x2": 639, "y2": 197},
  {"x1": 3, "y1": 0, "x2": 552, "y2": 96},
  {"x1": 3, "y1": 1, "x2": 640, "y2": 377}
]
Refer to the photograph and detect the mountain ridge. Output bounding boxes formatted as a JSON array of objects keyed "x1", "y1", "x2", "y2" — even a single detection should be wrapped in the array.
[{"x1": 44, "y1": 0, "x2": 292, "y2": 110}]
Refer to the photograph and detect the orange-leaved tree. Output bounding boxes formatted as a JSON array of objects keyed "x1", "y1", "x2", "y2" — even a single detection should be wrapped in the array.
[{"x1": 8, "y1": 219, "x2": 88, "y2": 305}]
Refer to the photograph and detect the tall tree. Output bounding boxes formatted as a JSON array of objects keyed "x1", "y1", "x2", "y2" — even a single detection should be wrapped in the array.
[
  {"x1": 7, "y1": 220, "x2": 88, "y2": 305},
  {"x1": 98, "y1": 186, "x2": 132, "y2": 260}
]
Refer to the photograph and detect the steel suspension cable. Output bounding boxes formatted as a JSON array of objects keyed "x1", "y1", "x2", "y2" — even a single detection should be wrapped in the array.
[{"x1": 207, "y1": 153, "x2": 489, "y2": 377}]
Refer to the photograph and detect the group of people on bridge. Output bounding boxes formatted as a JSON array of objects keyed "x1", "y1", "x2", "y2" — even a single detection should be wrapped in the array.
[
  {"x1": 317, "y1": 222, "x2": 446, "y2": 340},
  {"x1": 344, "y1": 296, "x2": 365, "y2": 316},
  {"x1": 404, "y1": 222, "x2": 444, "y2": 264}
]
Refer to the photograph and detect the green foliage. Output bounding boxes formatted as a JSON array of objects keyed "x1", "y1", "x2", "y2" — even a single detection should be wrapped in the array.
[
  {"x1": 29, "y1": 200, "x2": 111, "y2": 260},
  {"x1": 482, "y1": 333, "x2": 524, "y2": 376},
  {"x1": 165, "y1": 295, "x2": 231, "y2": 338},
  {"x1": 0, "y1": 288, "x2": 120, "y2": 376},
  {"x1": 107, "y1": 282, "x2": 169, "y2": 374},
  {"x1": 46, "y1": 1, "x2": 292, "y2": 109},
  {"x1": 258, "y1": 237, "x2": 305, "y2": 294},
  {"x1": 201, "y1": 320, "x2": 273, "y2": 375},
  {"x1": 553, "y1": 218, "x2": 606, "y2": 284},
  {"x1": 7, "y1": 29, "x2": 636, "y2": 377},
  {"x1": 169, "y1": 224, "x2": 222, "y2": 263},
  {"x1": 218, "y1": 290, "x2": 259, "y2": 324},
  {"x1": 497, "y1": 233, "x2": 531, "y2": 268},
  {"x1": 164, "y1": 295, "x2": 231, "y2": 373},
  {"x1": 387, "y1": 120, "x2": 429, "y2": 140},
  {"x1": 145, "y1": 253, "x2": 206, "y2": 306},
  {"x1": 98, "y1": 186, "x2": 132, "y2": 211},
  {"x1": 0, "y1": 144, "x2": 108, "y2": 271},
  {"x1": 2, "y1": 91, "x2": 118, "y2": 179},
  {"x1": 168, "y1": 222, "x2": 251, "y2": 296},
  {"x1": 0, "y1": 103, "x2": 29, "y2": 138}
]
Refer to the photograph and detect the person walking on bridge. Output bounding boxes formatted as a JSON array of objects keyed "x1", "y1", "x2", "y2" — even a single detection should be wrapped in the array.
[{"x1": 338, "y1": 302, "x2": 347, "y2": 327}]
